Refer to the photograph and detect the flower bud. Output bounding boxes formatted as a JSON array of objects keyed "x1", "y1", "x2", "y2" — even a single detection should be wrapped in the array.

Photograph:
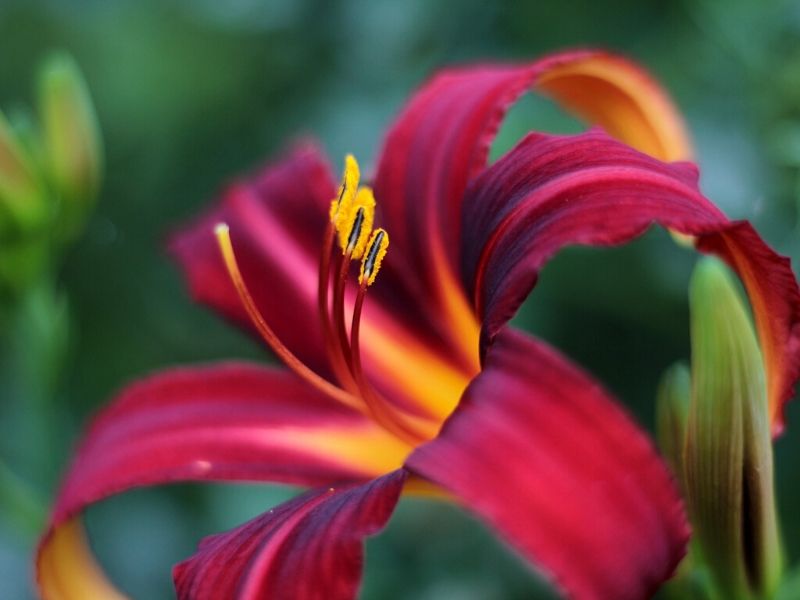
[
  {"x1": 38, "y1": 52, "x2": 102, "y2": 237},
  {"x1": 685, "y1": 257, "x2": 782, "y2": 600},
  {"x1": 656, "y1": 362, "x2": 691, "y2": 482},
  {"x1": 0, "y1": 109, "x2": 47, "y2": 231}
]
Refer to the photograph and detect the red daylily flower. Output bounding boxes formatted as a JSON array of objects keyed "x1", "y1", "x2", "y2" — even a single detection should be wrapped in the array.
[{"x1": 37, "y1": 50, "x2": 800, "y2": 600}]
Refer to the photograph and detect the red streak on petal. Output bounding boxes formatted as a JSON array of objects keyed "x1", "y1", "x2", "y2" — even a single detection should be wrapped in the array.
[{"x1": 174, "y1": 471, "x2": 407, "y2": 600}]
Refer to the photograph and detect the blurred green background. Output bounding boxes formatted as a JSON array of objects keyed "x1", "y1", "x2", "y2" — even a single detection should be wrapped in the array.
[{"x1": 1, "y1": 0, "x2": 799, "y2": 598}]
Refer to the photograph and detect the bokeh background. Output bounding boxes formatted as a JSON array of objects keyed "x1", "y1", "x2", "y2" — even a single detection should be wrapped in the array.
[{"x1": 1, "y1": 0, "x2": 799, "y2": 598}]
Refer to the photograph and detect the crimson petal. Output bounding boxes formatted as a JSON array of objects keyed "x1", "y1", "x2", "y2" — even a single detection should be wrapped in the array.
[
  {"x1": 38, "y1": 362, "x2": 412, "y2": 597},
  {"x1": 173, "y1": 470, "x2": 407, "y2": 600},
  {"x1": 50, "y1": 362, "x2": 411, "y2": 527},
  {"x1": 461, "y1": 129, "x2": 800, "y2": 434},
  {"x1": 407, "y1": 329, "x2": 688, "y2": 600}
]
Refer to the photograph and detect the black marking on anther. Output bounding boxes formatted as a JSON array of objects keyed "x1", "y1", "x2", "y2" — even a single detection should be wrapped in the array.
[
  {"x1": 337, "y1": 181, "x2": 347, "y2": 205},
  {"x1": 363, "y1": 230, "x2": 385, "y2": 277},
  {"x1": 346, "y1": 207, "x2": 365, "y2": 251}
]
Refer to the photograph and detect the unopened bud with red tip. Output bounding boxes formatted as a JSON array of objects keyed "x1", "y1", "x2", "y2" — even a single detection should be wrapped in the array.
[
  {"x1": 685, "y1": 257, "x2": 782, "y2": 600},
  {"x1": 38, "y1": 52, "x2": 102, "y2": 238}
]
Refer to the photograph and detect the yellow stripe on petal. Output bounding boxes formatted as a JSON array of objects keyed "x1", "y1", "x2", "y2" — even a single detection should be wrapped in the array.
[
  {"x1": 39, "y1": 518, "x2": 127, "y2": 600},
  {"x1": 275, "y1": 422, "x2": 414, "y2": 478},
  {"x1": 429, "y1": 235, "x2": 481, "y2": 371},
  {"x1": 403, "y1": 475, "x2": 452, "y2": 500},
  {"x1": 536, "y1": 53, "x2": 693, "y2": 162},
  {"x1": 360, "y1": 315, "x2": 474, "y2": 422}
]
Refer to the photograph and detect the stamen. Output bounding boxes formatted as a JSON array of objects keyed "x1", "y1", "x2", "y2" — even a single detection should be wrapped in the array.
[
  {"x1": 359, "y1": 228, "x2": 389, "y2": 286},
  {"x1": 328, "y1": 187, "x2": 378, "y2": 369},
  {"x1": 346, "y1": 208, "x2": 365, "y2": 253},
  {"x1": 337, "y1": 186, "x2": 375, "y2": 259},
  {"x1": 331, "y1": 246, "x2": 355, "y2": 369},
  {"x1": 214, "y1": 223, "x2": 366, "y2": 413},
  {"x1": 350, "y1": 269, "x2": 427, "y2": 445},
  {"x1": 318, "y1": 222, "x2": 357, "y2": 389},
  {"x1": 321, "y1": 163, "x2": 372, "y2": 389}
]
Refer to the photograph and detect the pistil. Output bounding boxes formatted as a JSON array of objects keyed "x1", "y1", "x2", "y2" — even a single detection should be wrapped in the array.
[{"x1": 214, "y1": 223, "x2": 366, "y2": 413}]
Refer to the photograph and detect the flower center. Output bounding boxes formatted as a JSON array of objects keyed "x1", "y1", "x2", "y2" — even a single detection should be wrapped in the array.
[{"x1": 214, "y1": 155, "x2": 432, "y2": 445}]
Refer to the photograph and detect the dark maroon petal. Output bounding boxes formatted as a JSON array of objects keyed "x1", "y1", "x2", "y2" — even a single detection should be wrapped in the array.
[
  {"x1": 407, "y1": 328, "x2": 689, "y2": 600},
  {"x1": 374, "y1": 62, "x2": 535, "y2": 296},
  {"x1": 51, "y1": 362, "x2": 412, "y2": 527},
  {"x1": 374, "y1": 52, "x2": 619, "y2": 294},
  {"x1": 461, "y1": 129, "x2": 800, "y2": 433},
  {"x1": 371, "y1": 58, "x2": 549, "y2": 371},
  {"x1": 173, "y1": 470, "x2": 407, "y2": 600},
  {"x1": 371, "y1": 49, "x2": 693, "y2": 372},
  {"x1": 169, "y1": 142, "x2": 336, "y2": 373},
  {"x1": 372, "y1": 50, "x2": 689, "y2": 316}
]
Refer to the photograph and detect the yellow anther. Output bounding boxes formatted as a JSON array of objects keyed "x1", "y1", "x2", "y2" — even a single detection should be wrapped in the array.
[
  {"x1": 329, "y1": 154, "x2": 360, "y2": 226},
  {"x1": 359, "y1": 228, "x2": 389, "y2": 286},
  {"x1": 338, "y1": 186, "x2": 375, "y2": 259}
]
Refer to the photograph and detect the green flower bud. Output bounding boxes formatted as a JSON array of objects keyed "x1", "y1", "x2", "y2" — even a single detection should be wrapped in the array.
[
  {"x1": 0, "y1": 109, "x2": 47, "y2": 231},
  {"x1": 685, "y1": 258, "x2": 782, "y2": 600},
  {"x1": 656, "y1": 362, "x2": 691, "y2": 482},
  {"x1": 38, "y1": 52, "x2": 102, "y2": 238}
]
